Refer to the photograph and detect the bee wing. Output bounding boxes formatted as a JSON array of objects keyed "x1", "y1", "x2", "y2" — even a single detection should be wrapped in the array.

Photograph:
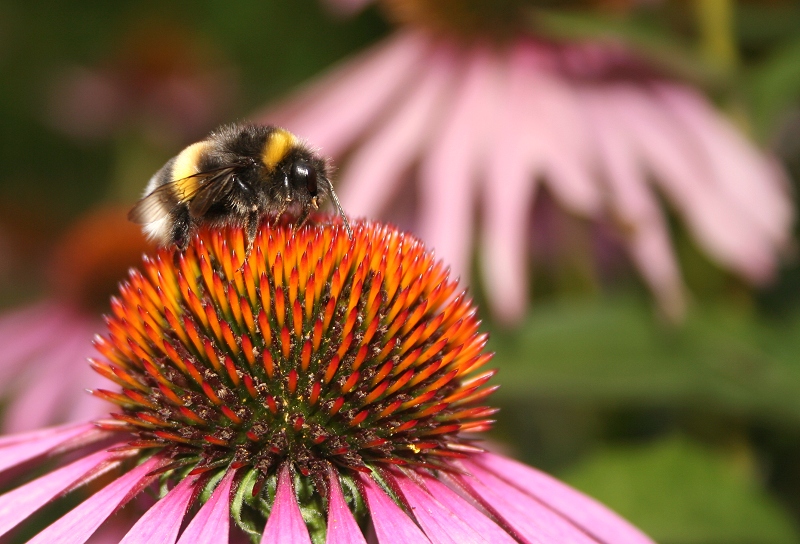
[
  {"x1": 186, "y1": 167, "x2": 237, "y2": 217},
  {"x1": 128, "y1": 183, "x2": 178, "y2": 225},
  {"x1": 128, "y1": 167, "x2": 237, "y2": 224}
]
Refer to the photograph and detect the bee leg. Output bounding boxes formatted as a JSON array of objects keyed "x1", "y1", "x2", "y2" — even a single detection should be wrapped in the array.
[
  {"x1": 237, "y1": 212, "x2": 259, "y2": 272},
  {"x1": 293, "y1": 206, "x2": 311, "y2": 234},
  {"x1": 171, "y1": 208, "x2": 192, "y2": 251}
]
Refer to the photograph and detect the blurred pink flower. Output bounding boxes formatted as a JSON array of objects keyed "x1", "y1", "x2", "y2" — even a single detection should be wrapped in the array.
[
  {"x1": 47, "y1": 22, "x2": 236, "y2": 146},
  {"x1": 259, "y1": 29, "x2": 793, "y2": 322},
  {"x1": 0, "y1": 206, "x2": 151, "y2": 432},
  {"x1": 0, "y1": 218, "x2": 654, "y2": 544}
]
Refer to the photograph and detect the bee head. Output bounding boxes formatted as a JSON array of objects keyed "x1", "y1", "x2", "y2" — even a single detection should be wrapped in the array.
[{"x1": 289, "y1": 157, "x2": 318, "y2": 197}]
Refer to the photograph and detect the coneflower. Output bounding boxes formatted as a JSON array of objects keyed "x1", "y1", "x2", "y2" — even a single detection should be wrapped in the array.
[
  {"x1": 0, "y1": 218, "x2": 654, "y2": 543},
  {"x1": 264, "y1": 0, "x2": 792, "y2": 323}
]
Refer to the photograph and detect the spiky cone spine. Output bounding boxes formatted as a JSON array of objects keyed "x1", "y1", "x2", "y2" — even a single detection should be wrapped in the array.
[{"x1": 91, "y1": 218, "x2": 497, "y2": 529}]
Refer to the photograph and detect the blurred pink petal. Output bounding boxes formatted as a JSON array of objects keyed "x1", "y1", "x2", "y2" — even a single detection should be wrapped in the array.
[
  {"x1": 337, "y1": 41, "x2": 458, "y2": 219},
  {"x1": 610, "y1": 85, "x2": 776, "y2": 281},
  {"x1": 480, "y1": 48, "x2": 540, "y2": 323},
  {"x1": 267, "y1": 31, "x2": 429, "y2": 160},
  {"x1": 657, "y1": 84, "x2": 791, "y2": 247},
  {"x1": 176, "y1": 470, "x2": 236, "y2": 544},
  {"x1": 0, "y1": 206, "x2": 153, "y2": 431},
  {"x1": 417, "y1": 44, "x2": 498, "y2": 280},
  {"x1": 119, "y1": 475, "x2": 200, "y2": 544},
  {"x1": 28, "y1": 455, "x2": 161, "y2": 544},
  {"x1": 261, "y1": 465, "x2": 312, "y2": 543},
  {"x1": 582, "y1": 87, "x2": 686, "y2": 317}
]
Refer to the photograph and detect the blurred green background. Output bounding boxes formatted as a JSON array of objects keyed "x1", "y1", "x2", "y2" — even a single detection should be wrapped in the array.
[{"x1": 2, "y1": 1, "x2": 800, "y2": 542}]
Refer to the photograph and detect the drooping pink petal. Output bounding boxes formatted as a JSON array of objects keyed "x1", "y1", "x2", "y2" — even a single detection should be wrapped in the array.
[
  {"x1": 420, "y1": 474, "x2": 517, "y2": 544},
  {"x1": 0, "y1": 303, "x2": 70, "y2": 384},
  {"x1": 64, "y1": 350, "x2": 115, "y2": 424},
  {"x1": 261, "y1": 465, "x2": 312, "y2": 544},
  {"x1": 176, "y1": 470, "x2": 236, "y2": 544},
  {"x1": 417, "y1": 44, "x2": 499, "y2": 282},
  {"x1": 0, "y1": 423, "x2": 99, "y2": 474},
  {"x1": 457, "y1": 460, "x2": 600, "y2": 544},
  {"x1": 393, "y1": 473, "x2": 492, "y2": 544},
  {"x1": 581, "y1": 87, "x2": 685, "y2": 318},
  {"x1": 609, "y1": 84, "x2": 775, "y2": 282},
  {"x1": 514, "y1": 43, "x2": 601, "y2": 216},
  {"x1": 472, "y1": 453, "x2": 656, "y2": 544},
  {"x1": 0, "y1": 447, "x2": 122, "y2": 537},
  {"x1": 28, "y1": 455, "x2": 163, "y2": 544},
  {"x1": 262, "y1": 30, "x2": 428, "y2": 159},
  {"x1": 656, "y1": 84, "x2": 792, "y2": 247},
  {"x1": 337, "y1": 39, "x2": 458, "y2": 219},
  {"x1": 119, "y1": 475, "x2": 200, "y2": 544},
  {"x1": 360, "y1": 474, "x2": 431, "y2": 544},
  {"x1": 3, "y1": 321, "x2": 97, "y2": 432},
  {"x1": 326, "y1": 469, "x2": 367, "y2": 544},
  {"x1": 481, "y1": 49, "x2": 539, "y2": 323}
]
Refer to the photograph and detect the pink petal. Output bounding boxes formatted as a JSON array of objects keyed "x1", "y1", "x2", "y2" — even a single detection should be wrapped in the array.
[
  {"x1": 176, "y1": 470, "x2": 236, "y2": 544},
  {"x1": 0, "y1": 302, "x2": 70, "y2": 384},
  {"x1": 657, "y1": 84, "x2": 792, "y2": 246},
  {"x1": 28, "y1": 455, "x2": 162, "y2": 544},
  {"x1": 481, "y1": 49, "x2": 539, "y2": 323},
  {"x1": 359, "y1": 474, "x2": 431, "y2": 544},
  {"x1": 326, "y1": 469, "x2": 367, "y2": 544},
  {"x1": 119, "y1": 475, "x2": 200, "y2": 544},
  {"x1": 0, "y1": 423, "x2": 99, "y2": 474},
  {"x1": 581, "y1": 88, "x2": 685, "y2": 318},
  {"x1": 0, "y1": 447, "x2": 121, "y2": 537},
  {"x1": 457, "y1": 461, "x2": 599, "y2": 544},
  {"x1": 337, "y1": 38, "x2": 458, "y2": 219},
  {"x1": 393, "y1": 474, "x2": 491, "y2": 544},
  {"x1": 3, "y1": 321, "x2": 98, "y2": 432},
  {"x1": 417, "y1": 44, "x2": 499, "y2": 282},
  {"x1": 472, "y1": 453, "x2": 655, "y2": 544},
  {"x1": 609, "y1": 84, "x2": 776, "y2": 282},
  {"x1": 261, "y1": 465, "x2": 312, "y2": 544},
  {"x1": 513, "y1": 44, "x2": 600, "y2": 215},
  {"x1": 261, "y1": 31, "x2": 428, "y2": 159},
  {"x1": 420, "y1": 474, "x2": 517, "y2": 544}
]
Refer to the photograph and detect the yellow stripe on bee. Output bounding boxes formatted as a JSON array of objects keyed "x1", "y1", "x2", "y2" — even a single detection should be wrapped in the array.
[
  {"x1": 261, "y1": 128, "x2": 297, "y2": 170},
  {"x1": 172, "y1": 141, "x2": 211, "y2": 197}
]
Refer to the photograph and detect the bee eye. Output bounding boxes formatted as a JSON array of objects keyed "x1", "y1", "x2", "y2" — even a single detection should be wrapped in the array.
[{"x1": 291, "y1": 160, "x2": 318, "y2": 196}]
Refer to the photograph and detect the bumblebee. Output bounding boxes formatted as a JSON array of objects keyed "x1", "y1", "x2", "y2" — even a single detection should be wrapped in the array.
[{"x1": 129, "y1": 123, "x2": 350, "y2": 250}]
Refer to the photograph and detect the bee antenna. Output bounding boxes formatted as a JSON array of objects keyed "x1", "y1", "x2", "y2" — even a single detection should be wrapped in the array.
[{"x1": 325, "y1": 178, "x2": 353, "y2": 239}]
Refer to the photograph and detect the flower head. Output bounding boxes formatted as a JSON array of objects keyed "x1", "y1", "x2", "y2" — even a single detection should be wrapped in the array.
[
  {"x1": 94, "y1": 218, "x2": 494, "y2": 479},
  {"x1": 0, "y1": 218, "x2": 654, "y2": 543}
]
